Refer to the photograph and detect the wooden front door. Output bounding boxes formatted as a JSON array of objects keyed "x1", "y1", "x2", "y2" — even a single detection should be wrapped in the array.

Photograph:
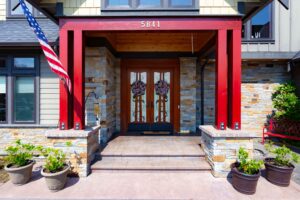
[{"x1": 121, "y1": 59, "x2": 180, "y2": 133}]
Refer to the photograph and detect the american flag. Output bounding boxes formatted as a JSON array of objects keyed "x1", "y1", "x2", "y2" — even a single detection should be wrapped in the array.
[{"x1": 19, "y1": 0, "x2": 71, "y2": 92}]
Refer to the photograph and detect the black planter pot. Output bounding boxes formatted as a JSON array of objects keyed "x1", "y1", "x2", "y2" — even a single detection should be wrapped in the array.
[
  {"x1": 264, "y1": 158, "x2": 295, "y2": 187},
  {"x1": 231, "y1": 167, "x2": 261, "y2": 195}
]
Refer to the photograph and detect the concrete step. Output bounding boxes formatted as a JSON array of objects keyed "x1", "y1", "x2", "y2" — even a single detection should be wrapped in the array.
[{"x1": 91, "y1": 156, "x2": 211, "y2": 172}]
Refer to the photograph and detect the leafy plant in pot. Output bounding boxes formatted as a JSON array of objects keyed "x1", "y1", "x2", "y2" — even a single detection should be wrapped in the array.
[
  {"x1": 231, "y1": 147, "x2": 263, "y2": 195},
  {"x1": 37, "y1": 146, "x2": 70, "y2": 191},
  {"x1": 265, "y1": 142, "x2": 300, "y2": 186},
  {"x1": 4, "y1": 140, "x2": 36, "y2": 185}
]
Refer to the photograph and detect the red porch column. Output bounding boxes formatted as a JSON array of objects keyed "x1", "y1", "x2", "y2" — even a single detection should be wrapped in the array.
[
  {"x1": 215, "y1": 29, "x2": 228, "y2": 130},
  {"x1": 228, "y1": 29, "x2": 242, "y2": 129},
  {"x1": 59, "y1": 29, "x2": 72, "y2": 130},
  {"x1": 73, "y1": 30, "x2": 85, "y2": 130}
]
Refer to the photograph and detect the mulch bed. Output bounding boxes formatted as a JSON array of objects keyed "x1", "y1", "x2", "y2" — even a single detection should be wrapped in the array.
[{"x1": 0, "y1": 158, "x2": 9, "y2": 183}]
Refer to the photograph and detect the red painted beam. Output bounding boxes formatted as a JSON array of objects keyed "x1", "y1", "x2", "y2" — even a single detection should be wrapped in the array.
[
  {"x1": 73, "y1": 30, "x2": 85, "y2": 130},
  {"x1": 60, "y1": 17, "x2": 242, "y2": 31},
  {"x1": 215, "y1": 29, "x2": 228, "y2": 130},
  {"x1": 228, "y1": 29, "x2": 241, "y2": 130},
  {"x1": 59, "y1": 29, "x2": 71, "y2": 130}
]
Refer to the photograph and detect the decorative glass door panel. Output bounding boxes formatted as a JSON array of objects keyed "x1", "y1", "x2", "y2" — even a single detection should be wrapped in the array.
[
  {"x1": 122, "y1": 59, "x2": 179, "y2": 133},
  {"x1": 154, "y1": 72, "x2": 170, "y2": 123},
  {"x1": 130, "y1": 71, "x2": 147, "y2": 123}
]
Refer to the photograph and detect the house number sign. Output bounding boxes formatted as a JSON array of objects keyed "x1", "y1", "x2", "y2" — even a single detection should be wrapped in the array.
[{"x1": 140, "y1": 21, "x2": 161, "y2": 28}]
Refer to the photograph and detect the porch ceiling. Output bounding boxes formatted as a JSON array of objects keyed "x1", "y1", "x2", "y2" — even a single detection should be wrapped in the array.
[{"x1": 85, "y1": 31, "x2": 215, "y2": 53}]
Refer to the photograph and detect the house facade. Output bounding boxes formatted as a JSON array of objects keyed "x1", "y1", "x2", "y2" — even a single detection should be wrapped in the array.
[{"x1": 0, "y1": 0, "x2": 299, "y2": 177}]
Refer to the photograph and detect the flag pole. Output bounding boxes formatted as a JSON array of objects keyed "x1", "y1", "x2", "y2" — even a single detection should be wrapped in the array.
[{"x1": 12, "y1": 3, "x2": 21, "y2": 11}]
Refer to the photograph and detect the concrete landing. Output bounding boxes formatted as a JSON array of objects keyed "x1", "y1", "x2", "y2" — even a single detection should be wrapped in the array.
[
  {"x1": 92, "y1": 136, "x2": 210, "y2": 172},
  {"x1": 100, "y1": 136, "x2": 205, "y2": 156}
]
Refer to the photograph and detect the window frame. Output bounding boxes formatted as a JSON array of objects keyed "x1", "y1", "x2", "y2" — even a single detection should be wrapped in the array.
[
  {"x1": 102, "y1": 0, "x2": 198, "y2": 10},
  {"x1": 6, "y1": 0, "x2": 46, "y2": 19},
  {"x1": 242, "y1": 2, "x2": 275, "y2": 43},
  {"x1": 0, "y1": 54, "x2": 40, "y2": 125}
]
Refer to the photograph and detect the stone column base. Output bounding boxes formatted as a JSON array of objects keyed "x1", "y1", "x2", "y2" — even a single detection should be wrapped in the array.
[
  {"x1": 199, "y1": 125, "x2": 257, "y2": 178},
  {"x1": 45, "y1": 126, "x2": 100, "y2": 177}
]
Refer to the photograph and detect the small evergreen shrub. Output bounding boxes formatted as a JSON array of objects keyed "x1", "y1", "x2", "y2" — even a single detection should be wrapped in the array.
[
  {"x1": 237, "y1": 147, "x2": 263, "y2": 175},
  {"x1": 272, "y1": 82, "x2": 300, "y2": 121}
]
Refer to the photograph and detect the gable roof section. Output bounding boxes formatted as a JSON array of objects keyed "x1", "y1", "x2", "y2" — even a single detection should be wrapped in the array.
[{"x1": 0, "y1": 19, "x2": 58, "y2": 46}]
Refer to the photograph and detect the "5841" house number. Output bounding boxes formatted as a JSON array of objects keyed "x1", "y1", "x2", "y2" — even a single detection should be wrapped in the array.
[{"x1": 140, "y1": 21, "x2": 161, "y2": 28}]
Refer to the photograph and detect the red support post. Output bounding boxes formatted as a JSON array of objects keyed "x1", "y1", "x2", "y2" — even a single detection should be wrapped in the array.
[
  {"x1": 228, "y1": 29, "x2": 241, "y2": 130},
  {"x1": 59, "y1": 29, "x2": 71, "y2": 130},
  {"x1": 215, "y1": 29, "x2": 228, "y2": 130},
  {"x1": 73, "y1": 30, "x2": 85, "y2": 130}
]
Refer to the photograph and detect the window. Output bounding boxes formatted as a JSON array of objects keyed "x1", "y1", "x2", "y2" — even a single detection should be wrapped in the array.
[
  {"x1": 103, "y1": 0, "x2": 197, "y2": 10},
  {"x1": 242, "y1": 3, "x2": 273, "y2": 41},
  {"x1": 14, "y1": 58, "x2": 35, "y2": 69},
  {"x1": 0, "y1": 76, "x2": 6, "y2": 122},
  {"x1": 0, "y1": 58, "x2": 5, "y2": 69},
  {"x1": 7, "y1": 0, "x2": 45, "y2": 18},
  {"x1": 0, "y1": 55, "x2": 39, "y2": 125},
  {"x1": 14, "y1": 77, "x2": 35, "y2": 122}
]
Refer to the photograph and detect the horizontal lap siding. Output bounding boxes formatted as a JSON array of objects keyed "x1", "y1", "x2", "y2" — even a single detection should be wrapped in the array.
[
  {"x1": 0, "y1": 0, "x2": 5, "y2": 21},
  {"x1": 40, "y1": 55, "x2": 59, "y2": 126}
]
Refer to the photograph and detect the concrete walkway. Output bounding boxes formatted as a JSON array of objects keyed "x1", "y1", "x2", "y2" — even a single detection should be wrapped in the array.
[{"x1": 0, "y1": 170, "x2": 299, "y2": 200}]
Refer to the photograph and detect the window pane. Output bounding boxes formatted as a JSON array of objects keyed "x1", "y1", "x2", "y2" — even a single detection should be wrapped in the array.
[
  {"x1": 0, "y1": 76, "x2": 6, "y2": 122},
  {"x1": 10, "y1": 0, "x2": 33, "y2": 15},
  {"x1": 251, "y1": 4, "x2": 271, "y2": 39},
  {"x1": 107, "y1": 0, "x2": 129, "y2": 6},
  {"x1": 171, "y1": 0, "x2": 193, "y2": 6},
  {"x1": 14, "y1": 77, "x2": 35, "y2": 122},
  {"x1": 14, "y1": 57, "x2": 35, "y2": 69},
  {"x1": 139, "y1": 0, "x2": 161, "y2": 6},
  {"x1": 0, "y1": 58, "x2": 5, "y2": 68}
]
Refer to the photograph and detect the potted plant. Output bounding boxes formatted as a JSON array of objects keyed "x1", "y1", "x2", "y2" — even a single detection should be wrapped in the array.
[
  {"x1": 38, "y1": 146, "x2": 70, "y2": 191},
  {"x1": 4, "y1": 140, "x2": 36, "y2": 185},
  {"x1": 231, "y1": 147, "x2": 263, "y2": 195},
  {"x1": 264, "y1": 142, "x2": 300, "y2": 186}
]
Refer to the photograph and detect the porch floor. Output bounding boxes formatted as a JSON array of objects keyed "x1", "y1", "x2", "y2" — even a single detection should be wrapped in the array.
[{"x1": 0, "y1": 170, "x2": 299, "y2": 199}]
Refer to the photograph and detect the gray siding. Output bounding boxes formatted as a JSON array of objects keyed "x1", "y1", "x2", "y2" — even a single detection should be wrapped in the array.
[{"x1": 40, "y1": 55, "x2": 59, "y2": 126}]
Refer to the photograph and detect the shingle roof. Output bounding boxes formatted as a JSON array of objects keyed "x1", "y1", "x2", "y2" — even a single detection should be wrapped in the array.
[{"x1": 0, "y1": 19, "x2": 58, "y2": 45}]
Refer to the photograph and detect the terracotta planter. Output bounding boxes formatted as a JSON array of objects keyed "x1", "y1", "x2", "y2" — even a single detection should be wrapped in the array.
[
  {"x1": 41, "y1": 164, "x2": 70, "y2": 191},
  {"x1": 264, "y1": 158, "x2": 294, "y2": 187},
  {"x1": 4, "y1": 160, "x2": 35, "y2": 185},
  {"x1": 231, "y1": 167, "x2": 261, "y2": 195}
]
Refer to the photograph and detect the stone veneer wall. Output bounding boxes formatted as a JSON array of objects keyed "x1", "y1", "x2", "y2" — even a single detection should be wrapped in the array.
[
  {"x1": 200, "y1": 126, "x2": 255, "y2": 177},
  {"x1": 197, "y1": 61, "x2": 291, "y2": 136},
  {"x1": 85, "y1": 47, "x2": 118, "y2": 144},
  {"x1": 180, "y1": 57, "x2": 197, "y2": 133},
  {"x1": 0, "y1": 127, "x2": 100, "y2": 177}
]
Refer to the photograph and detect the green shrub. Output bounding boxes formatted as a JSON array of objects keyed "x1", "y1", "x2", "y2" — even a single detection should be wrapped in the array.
[
  {"x1": 265, "y1": 141, "x2": 300, "y2": 167},
  {"x1": 237, "y1": 147, "x2": 263, "y2": 175},
  {"x1": 5, "y1": 140, "x2": 36, "y2": 167},
  {"x1": 272, "y1": 82, "x2": 300, "y2": 121},
  {"x1": 37, "y1": 146, "x2": 66, "y2": 173}
]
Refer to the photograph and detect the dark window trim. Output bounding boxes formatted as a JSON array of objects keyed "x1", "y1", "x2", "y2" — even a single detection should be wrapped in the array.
[
  {"x1": 6, "y1": 0, "x2": 46, "y2": 19},
  {"x1": 0, "y1": 75, "x2": 8, "y2": 124},
  {"x1": 242, "y1": 2, "x2": 274, "y2": 43},
  {"x1": 102, "y1": 0, "x2": 198, "y2": 11},
  {"x1": 0, "y1": 54, "x2": 40, "y2": 125}
]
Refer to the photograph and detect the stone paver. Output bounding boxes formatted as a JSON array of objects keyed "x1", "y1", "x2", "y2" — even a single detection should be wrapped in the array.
[{"x1": 0, "y1": 171, "x2": 299, "y2": 200}]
